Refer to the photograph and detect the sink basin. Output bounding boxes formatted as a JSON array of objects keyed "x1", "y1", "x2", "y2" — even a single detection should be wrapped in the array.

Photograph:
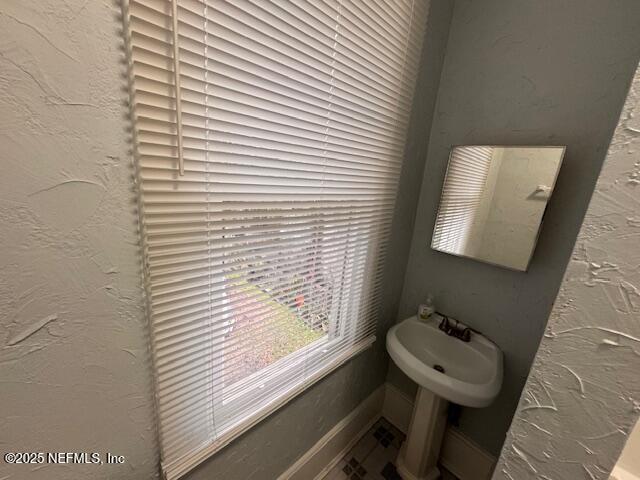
[
  {"x1": 386, "y1": 314, "x2": 504, "y2": 480},
  {"x1": 387, "y1": 314, "x2": 503, "y2": 407}
]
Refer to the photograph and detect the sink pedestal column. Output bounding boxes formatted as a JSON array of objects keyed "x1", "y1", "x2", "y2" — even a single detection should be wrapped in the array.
[{"x1": 396, "y1": 387, "x2": 448, "y2": 480}]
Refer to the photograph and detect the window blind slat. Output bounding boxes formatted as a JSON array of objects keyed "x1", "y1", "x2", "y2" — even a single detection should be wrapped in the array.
[
  {"x1": 149, "y1": 238, "x2": 389, "y2": 320},
  {"x1": 131, "y1": 72, "x2": 403, "y2": 142},
  {"x1": 147, "y1": 227, "x2": 391, "y2": 295},
  {"x1": 130, "y1": 58, "x2": 406, "y2": 132}
]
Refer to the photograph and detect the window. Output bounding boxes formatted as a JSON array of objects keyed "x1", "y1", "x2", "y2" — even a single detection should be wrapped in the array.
[{"x1": 124, "y1": 1, "x2": 428, "y2": 478}]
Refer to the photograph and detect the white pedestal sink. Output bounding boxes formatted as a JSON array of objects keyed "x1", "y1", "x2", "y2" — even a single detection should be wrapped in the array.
[{"x1": 386, "y1": 314, "x2": 503, "y2": 480}]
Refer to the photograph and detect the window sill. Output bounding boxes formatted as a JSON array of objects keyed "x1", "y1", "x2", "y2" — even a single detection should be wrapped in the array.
[{"x1": 162, "y1": 335, "x2": 376, "y2": 480}]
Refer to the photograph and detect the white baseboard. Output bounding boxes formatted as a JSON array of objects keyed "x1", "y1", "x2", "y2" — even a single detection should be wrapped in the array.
[
  {"x1": 441, "y1": 427, "x2": 496, "y2": 480},
  {"x1": 383, "y1": 383, "x2": 496, "y2": 480},
  {"x1": 279, "y1": 382, "x2": 495, "y2": 480},
  {"x1": 278, "y1": 384, "x2": 385, "y2": 480}
]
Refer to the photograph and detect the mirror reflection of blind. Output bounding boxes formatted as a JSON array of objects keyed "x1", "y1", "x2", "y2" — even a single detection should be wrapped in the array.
[
  {"x1": 124, "y1": 0, "x2": 429, "y2": 478},
  {"x1": 433, "y1": 147, "x2": 494, "y2": 252}
]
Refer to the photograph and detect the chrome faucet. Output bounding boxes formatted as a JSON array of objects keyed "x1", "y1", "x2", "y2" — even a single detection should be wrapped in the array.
[{"x1": 438, "y1": 315, "x2": 471, "y2": 342}]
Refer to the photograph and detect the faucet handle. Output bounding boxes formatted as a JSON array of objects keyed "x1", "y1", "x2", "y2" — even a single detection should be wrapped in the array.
[
  {"x1": 460, "y1": 327, "x2": 471, "y2": 342},
  {"x1": 438, "y1": 315, "x2": 450, "y2": 333}
]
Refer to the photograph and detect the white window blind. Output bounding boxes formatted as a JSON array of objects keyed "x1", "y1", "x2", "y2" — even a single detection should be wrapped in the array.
[
  {"x1": 432, "y1": 146, "x2": 494, "y2": 252},
  {"x1": 123, "y1": 1, "x2": 429, "y2": 478}
]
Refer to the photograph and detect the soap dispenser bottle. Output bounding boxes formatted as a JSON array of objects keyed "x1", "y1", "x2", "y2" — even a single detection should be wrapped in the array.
[{"x1": 418, "y1": 294, "x2": 435, "y2": 320}]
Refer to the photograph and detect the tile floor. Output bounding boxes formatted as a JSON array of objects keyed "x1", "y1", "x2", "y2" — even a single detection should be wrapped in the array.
[{"x1": 323, "y1": 417, "x2": 458, "y2": 480}]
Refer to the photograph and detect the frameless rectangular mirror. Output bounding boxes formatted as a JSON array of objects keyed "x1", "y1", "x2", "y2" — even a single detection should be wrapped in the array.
[{"x1": 432, "y1": 146, "x2": 565, "y2": 271}]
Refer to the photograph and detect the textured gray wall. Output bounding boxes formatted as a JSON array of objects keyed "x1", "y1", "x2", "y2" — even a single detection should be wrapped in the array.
[
  {"x1": 0, "y1": 1, "x2": 159, "y2": 479},
  {"x1": 494, "y1": 62, "x2": 640, "y2": 480},
  {"x1": 389, "y1": 0, "x2": 640, "y2": 456}
]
